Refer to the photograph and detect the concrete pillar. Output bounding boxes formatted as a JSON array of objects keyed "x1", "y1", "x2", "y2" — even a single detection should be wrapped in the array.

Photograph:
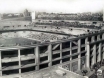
[
  {"x1": 78, "y1": 39, "x2": 81, "y2": 70},
  {"x1": 0, "y1": 51, "x2": 2, "y2": 76},
  {"x1": 85, "y1": 37, "x2": 88, "y2": 51},
  {"x1": 34, "y1": 48, "x2": 36, "y2": 69},
  {"x1": 97, "y1": 35, "x2": 100, "y2": 40},
  {"x1": 70, "y1": 42, "x2": 72, "y2": 71},
  {"x1": 84, "y1": 37, "x2": 88, "y2": 68},
  {"x1": 103, "y1": 47, "x2": 104, "y2": 60},
  {"x1": 92, "y1": 45, "x2": 96, "y2": 65},
  {"x1": 86, "y1": 42, "x2": 90, "y2": 68},
  {"x1": 91, "y1": 36, "x2": 95, "y2": 42},
  {"x1": 35, "y1": 46, "x2": 39, "y2": 70},
  {"x1": 102, "y1": 33, "x2": 104, "y2": 39},
  {"x1": 48, "y1": 44, "x2": 52, "y2": 66},
  {"x1": 18, "y1": 49, "x2": 21, "y2": 74},
  {"x1": 98, "y1": 43, "x2": 101, "y2": 62},
  {"x1": 60, "y1": 43, "x2": 62, "y2": 64}
]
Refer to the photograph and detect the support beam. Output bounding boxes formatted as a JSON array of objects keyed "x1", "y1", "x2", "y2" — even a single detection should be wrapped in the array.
[
  {"x1": 103, "y1": 47, "x2": 104, "y2": 60},
  {"x1": 70, "y1": 42, "x2": 72, "y2": 71},
  {"x1": 48, "y1": 44, "x2": 52, "y2": 66},
  {"x1": 35, "y1": 46, "x2": 39, "y2": 70},
  {"x1": 18, "y1": 49, "x2": 21, "y2": 74},
  {"x1": 85, "y1": 37, "x2": 88, "y2": 51},
  {"x1": 86, "y1": 42, "x2": 90, "y2": 68},
  {"x1": 85, "y1": 37, "x2": 88, "y2": 68},
  {"x1": 72, "y1": 41, "x2": 78, "y2": 46},
  {"x1": 0, "y1": 51, "x2": 2, "y2": 76},
  {"x1": 97, "y1": 35, "x2": 100, "y2": 40},
  {"x1": 91, "y1": 36, "x2": 95, "y2": 42},
  {"x1": 60, "y1": 43, "x2": 62, "y2": 64},
  {"x1": 98, "y1": 43, "x2": 101, "y2": 62},
  {"x1": 102, "y1": 33, "x2": 104, "y2": 39},
  {"x1": 103, "y1": 9, "x2": 104, "y2": 21},
  {"x1": 92, "y1": 45, "x2": 96, "y2": 65},
  {"x1": 52, "y1": 44, "x2": 60, "y2": 50},
  {"x1": 34, "y1": 48, "x2": 36, "y2": 69},
  {"x1": 78, "y1": 39, "x2": 81, "y2": 70}
]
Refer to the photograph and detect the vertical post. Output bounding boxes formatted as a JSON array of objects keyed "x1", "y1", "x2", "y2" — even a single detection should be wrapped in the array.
[
  {"x1": 34, "y1": 48, "x2": 36, "y2": 69},
  {"x1": 103, "y1": 9, "x2": 104, "y2": 22},
  {"x1": 97, "y1": 35, "x2": 100, "y2": 40},
  {"x1": 0, "y1": 51, "x2": 2, "y2": 76},
  {"x1": 103, "y1": 50, "x2": 104, "y2": 61},
  {"x1": 86, "y1": 42, "x2": 90, "y2": 68},
  {"x1": 85, "y1": 37, "x2": 88, "y2": 67},
  {"x1": 92, "y1": 45, "x2": 96, "y2": 65},
  {"x1": 102, "y1": 33, "x2": 104, "y2": 60},
  {"x1": 85, "y1": 37, "x2": 88, "y2": 51},
  {"x1": 103, "y1": 46, "x2": 104, "y2": 60},
  {"x1": 78, "y1": 39, "x2": 81, "y2": 70},
  {"x1": 18, "y1": 49, "x2": 21, "y2": 74},
  {"x1": 70, "y1": 42, "x2": 72, "y2": 71},
  {"x1": 102, "y1": 33, "x2": 104, "y2": 39},
  {"x1": 48, "y1": 44, "x2": 52, "y2": 67},
  {"x1": 35, "y1": 46, "x2": 39, "y2": 70},
  {"x1": 91, "y1": 36, "x2": 95, "y2": 42},
  {"x1": 98, "y1": 43, "x2": 101, "y2": 62},
  {"x1": 60, "y1": 43, "x2": 62, "y2": 64}
]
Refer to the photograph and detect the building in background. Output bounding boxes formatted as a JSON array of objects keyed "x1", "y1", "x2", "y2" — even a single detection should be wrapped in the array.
[
  {"x1": 23, "y1": 9, "x2": 30, "y2": 17},
  {"x1": 31, "y1": 11, "x2": 36, "y2": 22}
]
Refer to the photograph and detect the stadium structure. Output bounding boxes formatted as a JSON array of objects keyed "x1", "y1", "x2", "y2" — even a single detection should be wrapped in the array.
[{"x1": 0, "y1": 10, "x2": 104, "y2": 78}]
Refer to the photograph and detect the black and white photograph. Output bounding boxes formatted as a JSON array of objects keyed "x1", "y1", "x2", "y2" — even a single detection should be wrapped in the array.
[{"x1": 0, "y1": 0, "x2": 104, "y2": 78}]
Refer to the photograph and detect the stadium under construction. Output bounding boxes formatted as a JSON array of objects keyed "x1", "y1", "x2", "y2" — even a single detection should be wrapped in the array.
[{"x1": 0, "y1": 10, "x2": 104, "y2": 78}]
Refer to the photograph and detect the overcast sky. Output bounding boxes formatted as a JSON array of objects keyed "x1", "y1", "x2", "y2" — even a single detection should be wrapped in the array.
[{"x1": 0, "y1": 0, "x2": 103, "y2": 13}]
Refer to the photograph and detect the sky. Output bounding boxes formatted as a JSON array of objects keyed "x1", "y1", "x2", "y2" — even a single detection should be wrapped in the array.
[{"x1": 0, "y1": 0, "x2": 104, "y2": 13}]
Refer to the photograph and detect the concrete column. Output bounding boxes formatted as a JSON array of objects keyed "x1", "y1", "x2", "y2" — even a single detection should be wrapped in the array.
[
  {"x1": 78, "y1": 39, "x2": 81, "y2": 70},
  {"x1": 35, "y1": 46, "x2": 39, "y2": 70},
  {"x1": 85, "y1": 37, "x2": 88, "y2": 51},
  {"x1": 34, "y1": 48, "x2": 36, "y2": 69},
  {"x1": 103, "y1": 47, "x2": 104, "y2": 60},
  {"x1": 86, "y1": 42, "x2": 90, "y2": 68},
  {"x1": 92, "y1": 45, "x2": 96, "y2": 65},
  {"x1": 91, "y1": 36, "x2": 95, "y2": 42},
  {"x1": 18, "y1": 49, "x2": 21, "y2": 74},
  {"x1": 102, "y1": 33, "x2": 104, "y2": 39},
  {"x1": 97, "y1": 35, "x2": 100, "y2": 40},
  {"x1": 70, "y1": 42, "x2": 72, "y2": 71},
  {"x1": 98, "y1": 43, "x2": 101, "y2": 62},
  {"x1": 0, "y1": 51, "x2": 2, "y2": 76},
  {"x1": 60, "y1": 43, "x2": 62, "y2": 64},
  {"x1": 85, "y1": 37, "x2": 88, "y2": 67},
  {"x1": 48, "y1": 44, "x2": 52, "y2": 66}
]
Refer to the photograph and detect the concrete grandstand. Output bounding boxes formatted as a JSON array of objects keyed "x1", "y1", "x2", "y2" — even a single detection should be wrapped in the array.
[{"x1": 0, "y1": 10, "x2": 103, "y2": 78}]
